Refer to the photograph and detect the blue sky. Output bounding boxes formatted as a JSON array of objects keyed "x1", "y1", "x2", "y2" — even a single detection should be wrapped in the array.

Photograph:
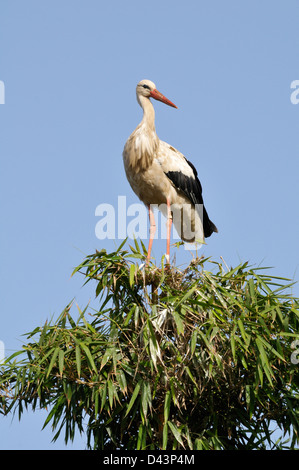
[{"x1": 1, "y1": 0, "x2": 299, "y2": 449}]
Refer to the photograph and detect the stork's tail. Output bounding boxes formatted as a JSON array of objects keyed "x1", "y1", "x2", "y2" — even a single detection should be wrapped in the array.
[
  {"x1": 203, "y1": 206, "x2": 218, "y2": 238},
  {"x1": 161, "y1": 203, "x2": 217, "y2": 244}
]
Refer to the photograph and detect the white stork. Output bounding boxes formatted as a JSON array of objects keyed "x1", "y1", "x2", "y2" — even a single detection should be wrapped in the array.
[{"x1": 123, "y1": 79, "x2": 217, "y2": 263}]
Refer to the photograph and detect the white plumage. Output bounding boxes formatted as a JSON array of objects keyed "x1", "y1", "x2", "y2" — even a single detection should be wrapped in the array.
[{"x1": 123, "y1": 79, "x2": 217, "y2": 263}]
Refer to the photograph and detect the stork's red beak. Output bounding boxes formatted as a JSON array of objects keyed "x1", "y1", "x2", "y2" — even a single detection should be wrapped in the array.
[{"x1": 150, "y1": 89, "x2": 177, "y2": 108}]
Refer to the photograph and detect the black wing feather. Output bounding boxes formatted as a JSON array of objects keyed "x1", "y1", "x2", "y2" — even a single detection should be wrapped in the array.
[{"x1": 165, "y1": 158, "x2": 218, "y2": 238}]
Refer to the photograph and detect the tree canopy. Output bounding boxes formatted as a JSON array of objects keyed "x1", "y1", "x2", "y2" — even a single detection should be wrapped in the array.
[{"x1": 1, "y1": 240, "x2": 298, "y2": 449}]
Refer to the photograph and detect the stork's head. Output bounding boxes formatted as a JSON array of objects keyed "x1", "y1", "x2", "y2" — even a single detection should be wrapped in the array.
[{"x1": 136, "y1": 79, "x2": 177, "y2": 109}]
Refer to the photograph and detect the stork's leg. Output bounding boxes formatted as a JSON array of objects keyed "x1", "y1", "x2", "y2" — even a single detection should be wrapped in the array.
[
  {"x1": 147, "y1": 205, "x2": 156, "y2": 264},
  {"x1": 166, "y1": 197, "x2": 172, "y2": 264}
]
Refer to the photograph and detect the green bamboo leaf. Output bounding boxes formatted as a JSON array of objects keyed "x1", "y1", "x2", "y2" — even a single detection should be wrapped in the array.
[
  {"x1": 124, "y1": 304, "x2": 136, "y2": 327},
  {"x1": 197, "y1": 329, "x2": 214, "y2": 351},
  {"x1": 139, "y1": 238, "x2": 148, "y2": 255},
  {"x1": 100, "y1": 382, "x2": 107, "y2": 412},
  {"x1": 223, "y1": 264, "x2": 244, "y2": 279},
  {"x1": 190, "y1": 330, "x2": 197, "y2": 355},
  {"x1": 169, "y1": 378, "x2": 179, "y2": 408},
  {"x1": 94, "y1": 389, "x2": 99, "y2": 416},
  {"x1": 177, "y1": 285, "x2": 197, "y2": 306},
  {"x1": 245, "y1": 385, "x2": 255, "y2": 419},
  {"x1": 116, "y1": 370, "x2": 127, "y2": 394},
  {"x1": 237, "y1": 318, "x2": 251, "y2": 347},
  {"x1": 46, "y1": 347, "x2": 59, "y2": 378},
  {"x1": 185, "y1": 426, "x2": 193, "y2": 450},
  {"x1": 108, "y1": 379, "x2": 114, "y2": 408},
  {"x1": 248, "y1": 278, "x2": 256, "y2": 302},
  {"x1": 147, "y1": 319, "x2": 161, "y2": 369},
  {"x1": 230, "y1": 325, "x2": 236, "y2": 361},
  {"x1": 80, "y1": 342, "x2": 97, "y2": 374},
  {"x1": 185, "y1": 366, "x2": 197, "y2": 385},
  {"x1": 125, "y1": 381, "x2": 141, "y2": 416},
  {"x1": 256, "y1": 337, "x2": 273, "y2": 386},
  {"x1": 136, "y1": 423, "x2": 144, "y2": 450},
  {"x1": 210, "y1": 326, "x2": 219, "y2": 342},
  {"x1": 100, "y1": 348, "x2": 112, "y2": 370},
  {"x1": 116, "y1": 237, "x2": 128, "y2": 253},
  {"x1": 65, "y1": 383, "x2": 72, "y2": 405},
  {"x1": 82, "y1": 317, "x2": 97, "y2": 335},
  {"x1": 257, "y1": 362, "x2": 264, "y2": 386},
  {"x1": 58, "y1": 349, "x2": 64, "y2": 376},
  {"x1": 172, "y1": 308, "x2": 184, "y2": 335},
  {"x1": 133, "y1": 236, "x2": 140, "y2": 253},
  {"x1": 240, "y1": 354, "x2": 248, "y2": 370},
  {"x1": 164, "y1": 390, "x2": 171, "y2": 422},
  {"x1": 258, "y1": 335, "x2": 286, "y2": 362},
  {"x1": 42, "y1": 395, "x2": 65, "y2": 430},
  {"x1": 37, "y1": 346, "x2": 56, "y2": 365},
  {"x1": 134, "y1": 306, "x2": 140, "y2": 329},
  {"x1": 75, "y1": 344, "x2": 81, "y2": 378},
  {"x1": 168, "y1": 422, "x2": 185, "y2": 448},
  {"x1": 141, "y1": 381, "x2": 151, "y2": 419},
  {"x1": 71, "y1": 258, "x2": 89, "y2": 277},
  {"x1": 256, "y1": 337, "x2": 269, "y2": 366},
  {"x1": 162, "y1": 423, "x2": 168, "y2": 450},
  {"x1": 39, "y1": 322, "x2": 50, "y2": 345},
  {"x1": 129, "y1": 263, "x2": 136, "y2": 287},
  {"x1": 3, "y1": 350, "x2": 24, "y2": 363}
]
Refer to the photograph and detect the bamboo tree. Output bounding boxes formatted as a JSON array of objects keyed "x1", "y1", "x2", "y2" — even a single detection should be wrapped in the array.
[{"x1": 0, "y1": 240, "x2": 298, "y2": 449}]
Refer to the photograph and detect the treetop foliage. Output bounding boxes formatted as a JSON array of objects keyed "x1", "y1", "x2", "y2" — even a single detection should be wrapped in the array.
[{"x1": 1, "y1": 240, "x2": 298, "y2": 449}]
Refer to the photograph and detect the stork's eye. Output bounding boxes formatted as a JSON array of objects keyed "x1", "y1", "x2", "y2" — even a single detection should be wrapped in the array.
[{"x1": 142, "y1": 84, "x2": 150, "y2": 90}]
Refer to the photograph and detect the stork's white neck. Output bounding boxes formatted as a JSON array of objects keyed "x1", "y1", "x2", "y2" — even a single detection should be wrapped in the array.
[
  {"x1": 137, "y1": 95, "x2": 156, "y2": 131},
  {"x1": 123, "y1": 94, "x2": 159, "y2": 173}
]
